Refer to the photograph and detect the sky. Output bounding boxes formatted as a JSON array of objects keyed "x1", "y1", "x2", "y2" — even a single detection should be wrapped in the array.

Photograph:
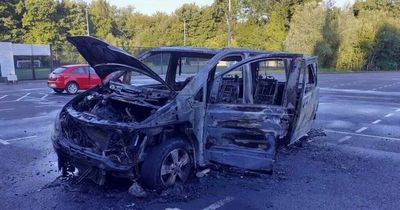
[{"x1": 86, "y1": 0, "x2": 355, "y2": 15}]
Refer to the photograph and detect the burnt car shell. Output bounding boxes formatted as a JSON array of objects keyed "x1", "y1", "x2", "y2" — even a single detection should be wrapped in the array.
[{"x1": 52, "y1": 36, "x2": 319, "y2": 188}]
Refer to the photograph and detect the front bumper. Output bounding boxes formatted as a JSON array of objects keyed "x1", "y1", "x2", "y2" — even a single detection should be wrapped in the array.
[{"x1": 52, "y1": 135, "x2": 135, "y2": 177}]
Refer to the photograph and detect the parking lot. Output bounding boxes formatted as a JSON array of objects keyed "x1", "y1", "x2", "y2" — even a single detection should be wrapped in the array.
[{"x1": 1, "y1": 71, "x2": 400, "y2": 210}]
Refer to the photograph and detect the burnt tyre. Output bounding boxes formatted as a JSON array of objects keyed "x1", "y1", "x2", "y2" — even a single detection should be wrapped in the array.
[
  {"x1": 53, "y1": 88, "x2": 64, "y2": 93},
  {"x1": 141, "y1": 139, "x2": 193, "y2": 190},
  {"x1": 66, "y1": 82, "x2": 79, "y2": 94}
]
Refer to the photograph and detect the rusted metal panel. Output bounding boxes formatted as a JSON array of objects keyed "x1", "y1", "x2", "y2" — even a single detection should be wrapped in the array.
[{"x1": 202, "y1": 104, "x2": 290, "y2": 170}]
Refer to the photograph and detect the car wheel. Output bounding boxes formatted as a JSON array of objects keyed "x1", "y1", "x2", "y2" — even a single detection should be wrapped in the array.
[
  {"x1": 53, "y1": 88, "x2": 63, "y2": 93},
  {"x1": 141, "y1": 138, "x2": 193, "y2": 190},
  {"x1": 66, "y1": 82, "x2": 79, "y2": 94}
]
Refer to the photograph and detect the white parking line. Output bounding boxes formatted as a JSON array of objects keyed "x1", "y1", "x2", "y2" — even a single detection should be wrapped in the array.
[
  {"x1": 338, "y1": 136, "x2": 352, "y2": 143},
  {"x1": 325, "y1": 129, "x2": 400, "y2": 142},
  {"x1": 202, "y1": 196, "x2": 234, "y2": 210},
  {"x1": 372, "y1": 119, "x2": 381, "y2": 124},
  {"x1": 16, "y1": 93, "x2": 30, "y2": 101},
  {"x1": 0, "y1": 108, "x2": 15, "y2": 112},
  {"x1": 355, "y1": 127, "x2": 368, "y2": 133},
  {"x1": 5, "y1": 135, "x2": 37, "y2": 143},
  {"x1": 41, "y1": 94, "x2": 49, "y2": 100},
  {"x1": 396, "y1": 108, "x2": 400, "y2": 112},
  {"x1": 0, "y1": 95, "x2": 8, "y2": 100},
  {"x1": 0, "y1": 88, "x2": 47, "y2": 94},
  {"x1": 385, "y1": 113, "x2": 394, "y2": 118},
  {"x1": 0, "y1": 139, "x2": 10, "y2": 145}
]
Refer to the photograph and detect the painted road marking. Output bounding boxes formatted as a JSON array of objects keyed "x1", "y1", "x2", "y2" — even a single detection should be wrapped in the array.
[
  {"x1": 325, "y1": 129, "x2": 400, "y2": 142},
  {"x1": 5, "y1": 135, "x2": 37, "y2": 143},
  {"x1": 16, "y1": 93, "x2": 31, "y2": 101},
  {"x1": 324, "y1": 142, "x2": 400, "y2": 161},
  {"x1": 0, "y1": 139, "x2": 10, "y2": 145},
  {"x1": 40, "y1": 94, "x2": 49, "y2": 100},
  {"x1": 385, "y1": 113, "x2": 394, "y2": 118},
  {"x1": 320, "y1": 87, "x2": 400, "y2": 97},
  {"x1": 0, "y1": 108, "x2": 15, "y2": 112},
  {"x1": 355, "y1": 127, "x2": 368, "y2": 133},
  {"x1": 202, "y1": 196, "x2": 234, "y2": 210},
  {"x1": 0, "y1": 88, "x2": 48, "y2": 94},
  {"x1": 372, "y1": 119, "x2": 381, "y2": 124},
  {"x1": 34, "y1": 104, "x2": 64, "y2": 108},
  {"x1": 0, "y1": 95, "x2": 8, "y2": 100},
  {"x1": 396, "y1": 108, "x2": 400, "y2": 112},
  {"x1": 338, "y1": 136, "x2": 352, "y2": 143}
]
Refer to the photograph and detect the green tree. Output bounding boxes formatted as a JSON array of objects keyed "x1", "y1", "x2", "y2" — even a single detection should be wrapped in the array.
[
  {"x1": 0, "y1": 0, "x2": 24, "y2": 42},
  {"x1": 336, "y1": 8, "x2": 400, "y2": 70},
  {"x1": 56, "y1": 0, "x2": 87, "y2": 64},
  {"x1": 22, "y1": 0, "x2": 60, "y2": 47},
  {"x1": 284, "y1": 1, "x2": 325, "y2": 55},
  {"x1": 58, "y1": 0, "x2": 87, "y2": 36},
  {"x1": 313, "y1": 0, "x2": 340, "y2": 67},
  {"x1": 89, "y1": 0, "x2": 114, "y2": 40},
  {"x1": 353, "y1": 0, "x2": 400, "y2": 17},
  {"x1": 368, "y1": 23, "x2": 400, "y2": 70}
]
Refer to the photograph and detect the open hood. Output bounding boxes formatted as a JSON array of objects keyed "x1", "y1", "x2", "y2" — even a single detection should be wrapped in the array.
[{"x1": 67, "y1": 36, "x2": 172, "y2": 90}]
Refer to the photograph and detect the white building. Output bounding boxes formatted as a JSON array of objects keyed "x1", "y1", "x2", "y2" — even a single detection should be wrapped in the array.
[{"x1": 0, "y1": 42, "x2": 51, "y2": 81}]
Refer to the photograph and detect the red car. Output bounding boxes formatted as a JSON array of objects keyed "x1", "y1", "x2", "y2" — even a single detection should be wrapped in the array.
[{"x1": 47, "y1": 64, "x2": 101, "y2": 94}]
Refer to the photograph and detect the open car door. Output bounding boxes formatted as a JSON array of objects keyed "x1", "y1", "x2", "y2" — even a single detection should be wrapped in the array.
[
  {"x1": 289, "y1": 57, "x2": 319, "y2": 143},
  {"x1": 202, "y1": 55, "x2": 295, "y2": 171}
]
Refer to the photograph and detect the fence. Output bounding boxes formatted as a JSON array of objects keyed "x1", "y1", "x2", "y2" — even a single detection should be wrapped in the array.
[
  {"x1": 9, "y1": 45, "x2": 153, "y2": 81},
  {"x1": 14, "y1": 54, "x2": 52, "y2": 80},
  {"x1": 51, "y1": 46, "x2": 209, "y2": 78},
  {"x1": 12, "y1": 44, "x2": 213, "y2": 80},
  {"x1": 52, "y1": 46, "x2": 153, "y2": 68}
]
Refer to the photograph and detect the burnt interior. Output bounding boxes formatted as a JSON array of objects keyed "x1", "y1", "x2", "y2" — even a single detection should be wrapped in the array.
[
  {"x1": 254, "y1": 76, "x2": 285, "y2": 105},
  {"x1": 217, "y1": 76, "x2": 244, "y2": 103},
  {"x1": 211, "y1": 59, "x2": 288, "y2": 106}
]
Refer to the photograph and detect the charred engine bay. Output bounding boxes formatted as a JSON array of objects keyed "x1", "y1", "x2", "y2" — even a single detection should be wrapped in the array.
[
  {"x1": 73, "y1": 82, "x2": 174, "y2": 123},
  {"x1": 60, "y1": 82, "x2": 174, "y2": 166}
]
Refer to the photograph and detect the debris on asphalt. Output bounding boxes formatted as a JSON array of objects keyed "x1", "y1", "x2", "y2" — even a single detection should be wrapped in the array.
[
  {"x1": 125, "y1": 203, "x2": 135, "y2": 208},
  {"x1": 196, "y1": 168, "x2": 210, "y2": 178},
  {"x1": 128, "y1": 182, "x2": 147, "y2": 198},
  {"x1": 307, "y1": 128, "x2": 326, "y2": 140}
]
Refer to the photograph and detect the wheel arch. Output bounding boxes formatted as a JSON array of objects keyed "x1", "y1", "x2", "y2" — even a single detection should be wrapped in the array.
[
  {"x1": 143, "y1": 122, "x2": 199, "y2": 168},
  {"x1": 66, "y1": 80, "x2": 79, "y2": 88}
]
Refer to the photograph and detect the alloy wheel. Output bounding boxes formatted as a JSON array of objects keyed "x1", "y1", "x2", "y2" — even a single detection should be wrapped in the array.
[{"x1": 160, "y1": 148, "x2": 190, "y2": 186}]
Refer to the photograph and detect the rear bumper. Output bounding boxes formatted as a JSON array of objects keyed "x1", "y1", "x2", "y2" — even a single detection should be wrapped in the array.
[{"x1": 48, "y1": 80, "x2": 65, "y2": 89}]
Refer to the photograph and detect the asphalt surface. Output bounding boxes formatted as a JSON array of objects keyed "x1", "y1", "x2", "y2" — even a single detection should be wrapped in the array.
[{"x1": 0, "y1": 71, "x2": 400, "y2": 210}]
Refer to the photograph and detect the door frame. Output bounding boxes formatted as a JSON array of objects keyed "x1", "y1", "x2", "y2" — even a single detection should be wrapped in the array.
[{"x1": 289, "y1": 57, "x2": 318, "y2": 143}]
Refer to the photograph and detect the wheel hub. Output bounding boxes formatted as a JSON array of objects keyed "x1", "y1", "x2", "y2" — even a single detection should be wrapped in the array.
[{"x1": 160, "y1": 148, "x2": 190, "y2": 186}]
